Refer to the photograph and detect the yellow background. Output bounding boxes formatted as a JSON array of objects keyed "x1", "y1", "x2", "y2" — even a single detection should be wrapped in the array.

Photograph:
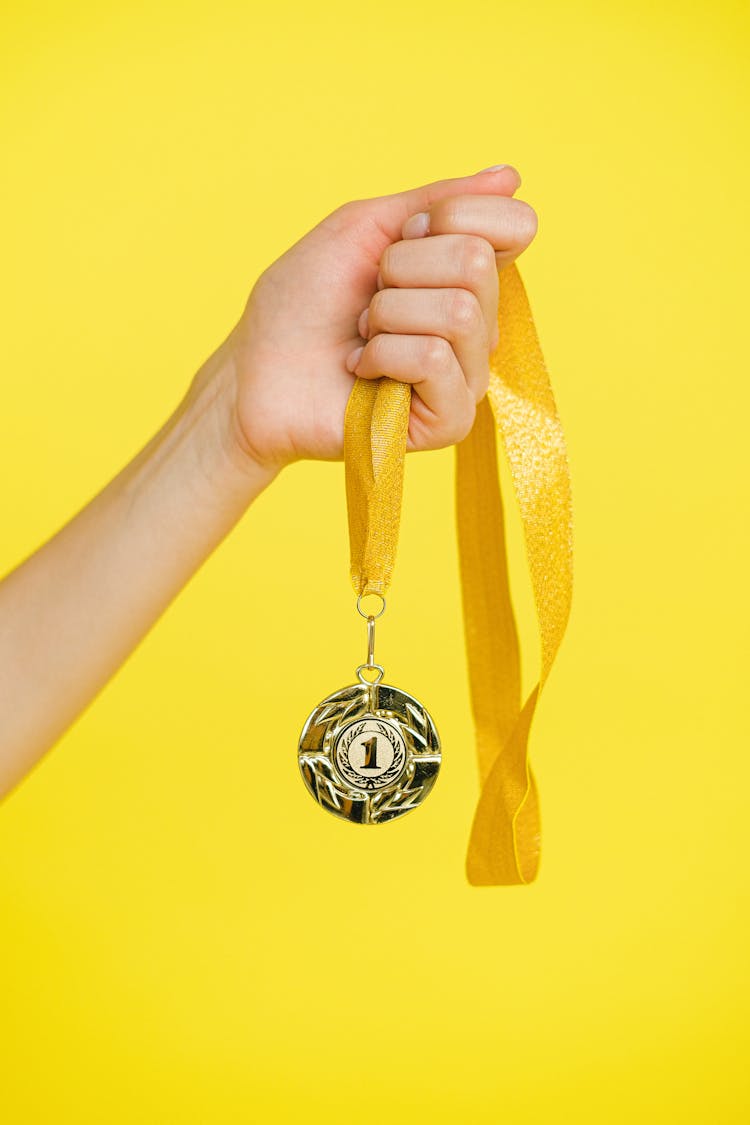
[{"x1": 1, "y1": 1, "x2": 748, "y2": 1121}]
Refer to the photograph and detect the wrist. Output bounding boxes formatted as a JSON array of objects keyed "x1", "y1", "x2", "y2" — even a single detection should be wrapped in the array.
[
  {"x1": 117, "y1": 345, "x2": 281, "y2": 547},
  {"x1": 178, "y1": 341, "x2": 282, "y2": 506}
]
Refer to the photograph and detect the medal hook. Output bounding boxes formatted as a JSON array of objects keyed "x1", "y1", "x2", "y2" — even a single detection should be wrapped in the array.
[
  {"x1": 367, "y1": 615, "x2": 376, "y2": 666},
  {"x1": 355, "y1": 594, "x2": 385, "y2": 687}
]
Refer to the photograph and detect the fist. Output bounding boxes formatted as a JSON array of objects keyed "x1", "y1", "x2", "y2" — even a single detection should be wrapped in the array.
[
  {"x1": 345, "y1": 191, "x2": 538, "y2": 451},
  {"x1": 213, "y1": 166, "x2": 538, "y2": 473}
]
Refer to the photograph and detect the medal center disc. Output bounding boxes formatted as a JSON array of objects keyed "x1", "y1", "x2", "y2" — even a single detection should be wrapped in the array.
[{"x1": 333, "y1": 717, "x2": 407, "y2": 791}]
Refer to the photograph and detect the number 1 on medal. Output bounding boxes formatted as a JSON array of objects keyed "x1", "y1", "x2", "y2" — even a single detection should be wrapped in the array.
[{"x1": 362, "y1": 735, "x2": 379, "y2": 770}]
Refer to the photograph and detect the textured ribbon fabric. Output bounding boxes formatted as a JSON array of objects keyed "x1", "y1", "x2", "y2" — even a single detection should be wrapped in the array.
[
  {"x1": 343, "y1": 375, "x2": 411, "y2": 598},
  {"x1": 343, "y1": 261, "x2": 573, "y2": 885}
]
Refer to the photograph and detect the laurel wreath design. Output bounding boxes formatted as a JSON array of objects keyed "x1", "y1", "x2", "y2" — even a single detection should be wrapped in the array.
[
  {"x1": 340, "y1": 720, "x2": 367, "y2": 754},
  {"x1": 336, "y1": 719, "x2": 405, "y2": 790}
]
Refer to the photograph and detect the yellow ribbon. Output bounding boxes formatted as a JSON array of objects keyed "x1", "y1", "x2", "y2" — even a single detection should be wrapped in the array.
[{"x1": 343, "y1": 262, "x2": 573, "y2": 885}]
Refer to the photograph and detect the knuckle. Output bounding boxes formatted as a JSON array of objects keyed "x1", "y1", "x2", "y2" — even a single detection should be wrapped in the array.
[
  {"x1": 324, "y1": 198, "x2": 365, "y2": 231},
  {"x1": 438, "y1": 197, "x2": 464, "y2": 229},
  {"x1": 459, "y1": 237, "x2": 496, "y2": 284},
  {"x1": 512, "y1": 199, "x2": 539, "y2": 244},
  {"x1": 367, "y1": 331, "x2": 389, "y2": 365},
  {"x1": 423, "y1": 335, "x2": 454, "y2": 373},
  {"x1": 447, "y1": 288, "x2": 482, "y2": 332},
  {"x1": 450, "y1": 396, "x2": 477, "y2": 443},
  {"x1": 336, "y1": 198, "x2": 365, "y2": 217}
]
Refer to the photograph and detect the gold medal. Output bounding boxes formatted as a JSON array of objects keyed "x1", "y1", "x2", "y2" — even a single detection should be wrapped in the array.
[{"x1": 298, "y1": 594, "x2": 441, "y2": 824}]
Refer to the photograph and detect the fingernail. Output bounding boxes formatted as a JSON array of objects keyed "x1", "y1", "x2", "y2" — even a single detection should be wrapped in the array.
[
  {"x1": 346, "y1": 345, "x2": 364, "y2": 372},
  {"x1": 376, "y1": 270, "x2": 385, "y2": 290},
  {"x1": 402, "y1": 211, "x2": 430, "y2": 238},
  {"x1": 477, "y1": 164, "x2": 521, "y2": 186},
  {"x1": 357, "y1": 307, "x2": 369, "y2": 337}
]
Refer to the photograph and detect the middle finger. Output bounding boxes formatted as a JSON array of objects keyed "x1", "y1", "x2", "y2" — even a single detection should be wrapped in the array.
[{"x1": 377, "y1": 233, "x2": 500, "y2": 351}]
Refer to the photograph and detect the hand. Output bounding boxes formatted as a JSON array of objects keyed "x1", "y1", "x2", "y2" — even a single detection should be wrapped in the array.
[{"x1": 207, "y1": 166, "x2": 538, "y2": 474}]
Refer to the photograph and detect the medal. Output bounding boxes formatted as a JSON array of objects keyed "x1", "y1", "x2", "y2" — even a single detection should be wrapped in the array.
[{"x1": 298, "y1": 593, "x2": 441, "y2": 824}]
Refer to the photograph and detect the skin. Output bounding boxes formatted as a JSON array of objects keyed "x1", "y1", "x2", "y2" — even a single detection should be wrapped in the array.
[{"x1": 0, "y1": 165, "x2": 537, "y2": 800}]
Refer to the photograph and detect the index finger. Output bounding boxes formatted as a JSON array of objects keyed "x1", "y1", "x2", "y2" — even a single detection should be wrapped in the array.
[{"x1": 402, "y1": 194, "x2": 538, "y2": 268}]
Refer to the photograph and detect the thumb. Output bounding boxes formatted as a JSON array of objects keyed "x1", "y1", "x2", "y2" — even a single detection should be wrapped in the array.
[{"x1": 365, "y1": 164, "x2": 522, "y2": 242}]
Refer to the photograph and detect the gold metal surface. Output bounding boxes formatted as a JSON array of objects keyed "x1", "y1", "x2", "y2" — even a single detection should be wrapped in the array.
[{"x1": 298, "y1": 680, "x2": 441, "y2": 825}]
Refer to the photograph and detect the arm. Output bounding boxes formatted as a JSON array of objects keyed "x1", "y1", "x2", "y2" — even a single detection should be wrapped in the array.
[
  {"x1": 0, "y1": 162, "x2": 537, "y2": 801},
  {"x1": 0, "y1": 342, "x2": 277, "y2": 798}
]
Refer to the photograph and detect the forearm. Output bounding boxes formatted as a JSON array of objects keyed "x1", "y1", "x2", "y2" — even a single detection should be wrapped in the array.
[{"x1": 0, "y1": 346, "x2": 278, "y2": 798}]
